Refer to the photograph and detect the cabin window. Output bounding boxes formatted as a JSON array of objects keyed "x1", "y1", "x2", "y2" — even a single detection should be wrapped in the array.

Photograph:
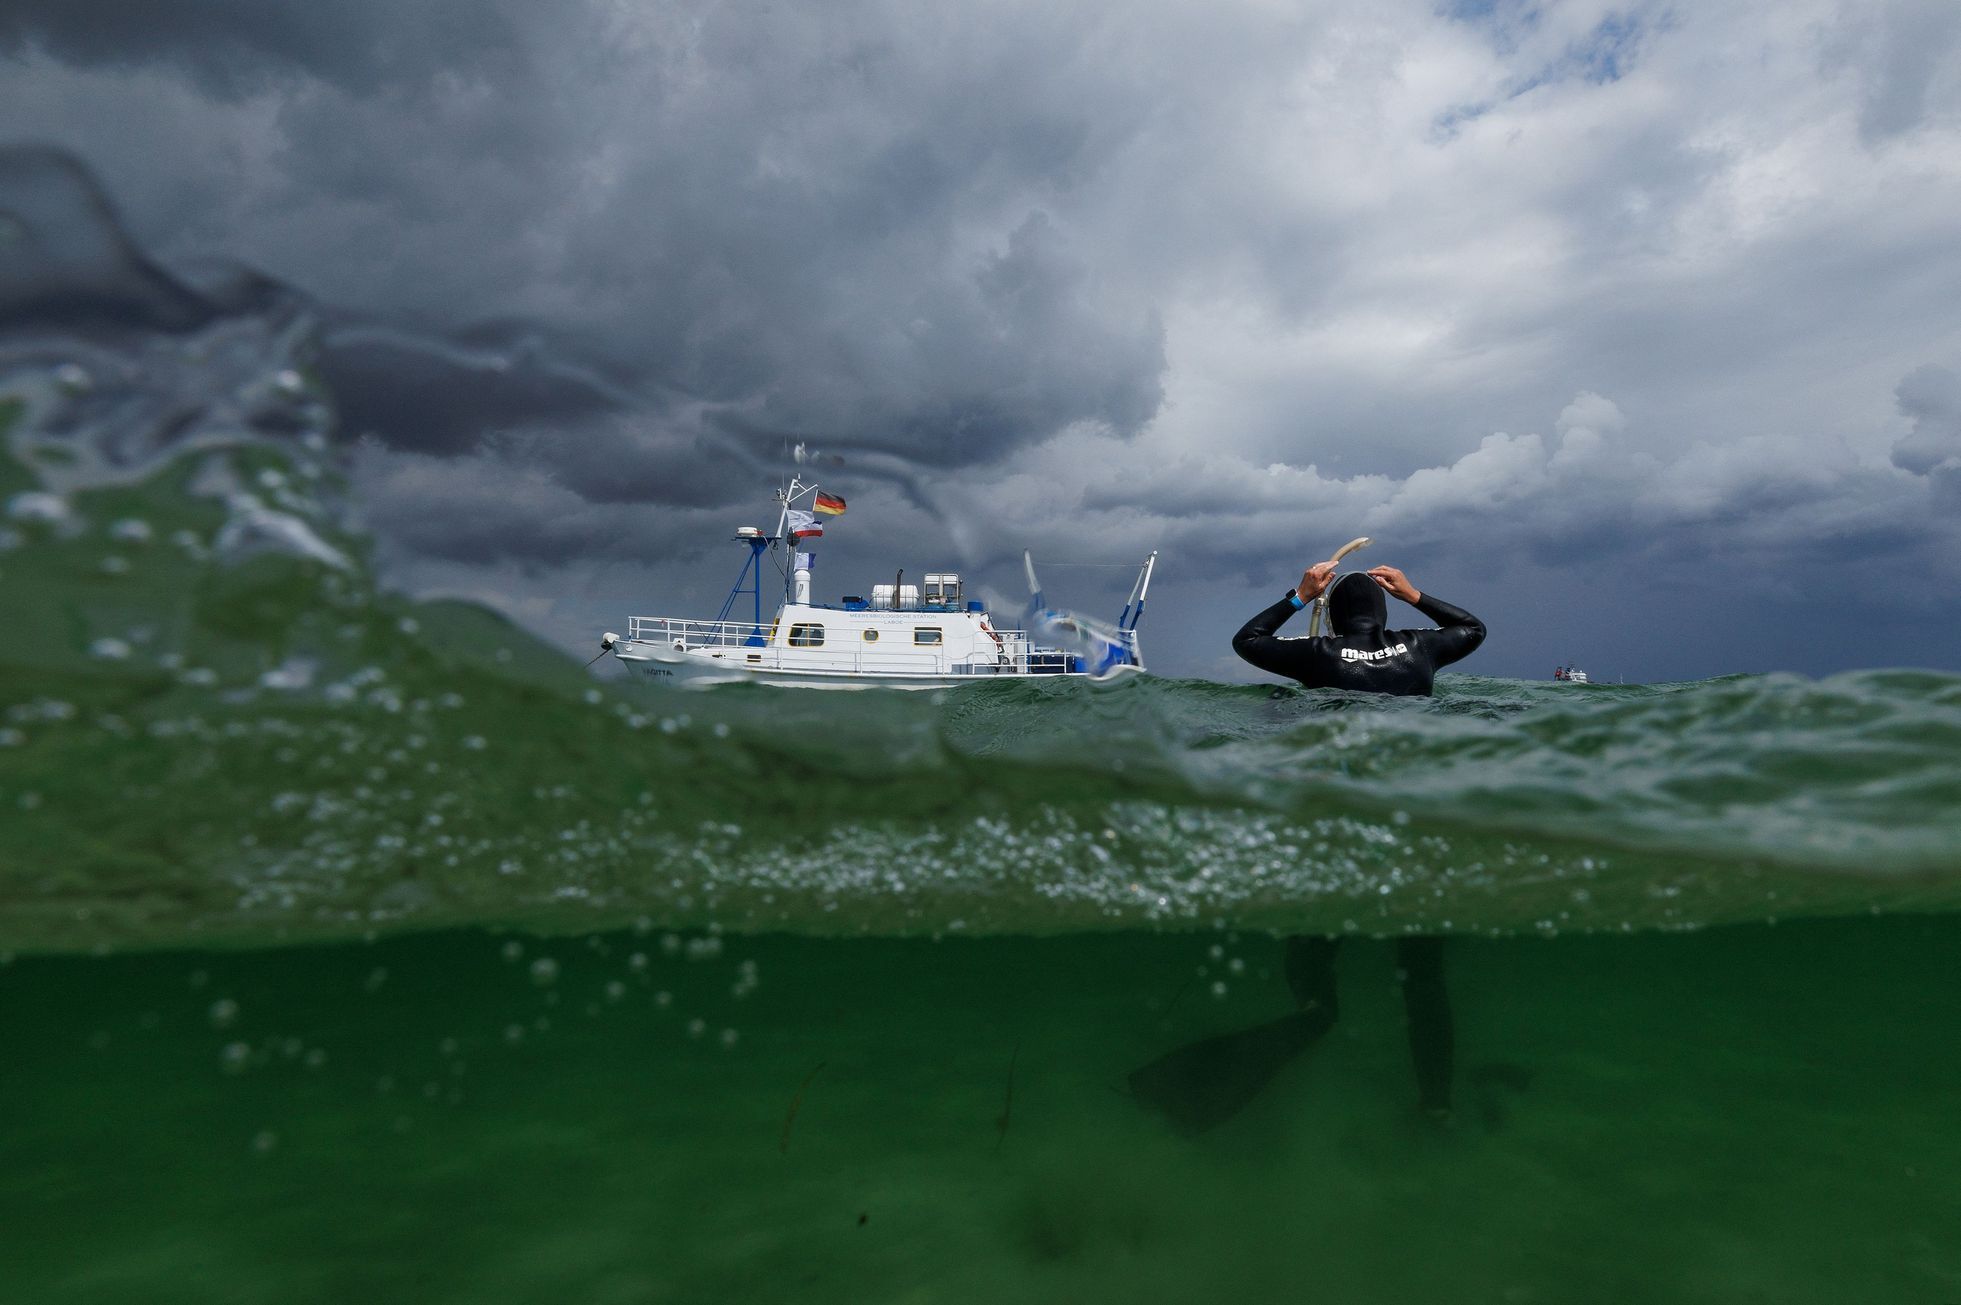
[
  {"x1": 863, "y1": 629, "x2": 879, "y2": 643},
  {"x1": 913, "y1": 627, "x2": 943, "y2": 646},
  {"x1": 788, "y1": 623, "x2": 825, "y2": 647}
]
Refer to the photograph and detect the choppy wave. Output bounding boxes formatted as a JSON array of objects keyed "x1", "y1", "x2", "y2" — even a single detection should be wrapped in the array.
[{"x1": 5, "y1": 650, "x2": 1959, "y2": 952}]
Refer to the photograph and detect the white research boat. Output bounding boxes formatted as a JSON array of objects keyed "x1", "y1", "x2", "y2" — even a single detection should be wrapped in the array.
[{"x1": 600, "y1": 477, "x2": 1156, "y2": 689}]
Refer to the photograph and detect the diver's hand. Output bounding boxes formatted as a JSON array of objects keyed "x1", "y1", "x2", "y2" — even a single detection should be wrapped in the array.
[
  {"x1": 1296, "y1": 561, "x2": 1338, "y2": 601},
  {"x1": 1367, "y1": 565, "x2": 1422, "y2": 605}
]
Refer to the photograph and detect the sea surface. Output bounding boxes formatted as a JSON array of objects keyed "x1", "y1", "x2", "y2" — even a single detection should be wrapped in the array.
[{"x1": 5, "y1": 398, "x2": 1961, "y2": 1301}]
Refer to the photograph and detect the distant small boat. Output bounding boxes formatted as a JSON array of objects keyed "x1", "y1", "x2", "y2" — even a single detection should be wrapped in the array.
[
  {"x1": 1552, "y1": 665, "x2": 1591, "y2": 684},
  {"x1": 601, "y1": 476, "x2": 1156, "y2": 689}
]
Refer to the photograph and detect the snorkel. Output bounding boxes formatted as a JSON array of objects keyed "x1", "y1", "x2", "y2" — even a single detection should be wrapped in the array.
[{"x1": 1306, "y1": 536, "x2": 1372, "y2": 637}]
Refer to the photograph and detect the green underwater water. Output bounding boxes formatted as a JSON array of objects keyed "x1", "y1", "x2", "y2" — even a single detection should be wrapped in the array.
[
  {"x1": 6, "y1": 403, "x2": 1961, "y2": 1300},
  {"x1": 4, "y1": 919, "x2": 1959, "y2": 1303}
]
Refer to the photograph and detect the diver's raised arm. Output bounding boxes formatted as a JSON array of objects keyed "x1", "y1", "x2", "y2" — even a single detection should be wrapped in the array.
[
  {"x1": 1411, "y1": 592, "x2": 1481, "y2": 630},
  {"x1": 1296, "y1": 561, "x2": 1338, "y2": 603},
  {"x1": 1410, "y1": 589, "x2": 1486, "y2": 665},
  {"x1": 1366, "y1": 565, "x2": 1422, "y2": 605},
  {"x1": 1368, "y1": 564, "x2": 1484, "y2": 661},
  {"x1": 1231, "y1": 562, "x2": 1336, "y2": 675}
]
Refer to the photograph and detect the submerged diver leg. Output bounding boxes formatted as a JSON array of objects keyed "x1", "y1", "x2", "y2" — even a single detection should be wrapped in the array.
[
  {"x1": 1127, "y1": 935, "x2": 1341, "y2": 1135},
  {"x1": 1284, "y1": 935, "x2": 1340, "y2": 1016},
  {"x1": 1394, "y1": 935, "x2": 1454, "y2": 1117}
]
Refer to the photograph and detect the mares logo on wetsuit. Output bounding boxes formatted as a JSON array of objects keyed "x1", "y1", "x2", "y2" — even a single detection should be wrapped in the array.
[{"x1": 1341, "y1": 643, "x2": 1410, "y2": 663}]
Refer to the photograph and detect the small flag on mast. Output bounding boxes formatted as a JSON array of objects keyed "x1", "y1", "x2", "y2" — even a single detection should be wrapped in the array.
[
  {"x1": 813, "y1": 492, "x2": 846, "y2": 516},
  {"x1": 786, "y1": 509, "x2": 823, "y2": 540}
]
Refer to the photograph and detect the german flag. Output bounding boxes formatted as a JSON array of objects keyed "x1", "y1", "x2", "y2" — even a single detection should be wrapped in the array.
[{"x1": 813, "y1": 492, "x2": 847, "y2": 516}]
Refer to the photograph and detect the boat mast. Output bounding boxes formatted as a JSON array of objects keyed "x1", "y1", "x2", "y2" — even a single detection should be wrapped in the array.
[{"x1": 779, "y1": 476, "x2": 812, "y2": 608}]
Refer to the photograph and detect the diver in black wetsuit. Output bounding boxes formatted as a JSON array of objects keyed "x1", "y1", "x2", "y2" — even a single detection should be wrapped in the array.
[
  {"x1": 1232, "y1": 561, "x2": 1486, "y2": 696},
  {"x1": 1128, "y1": 560, "x2": 1486, "y2": 1133}
]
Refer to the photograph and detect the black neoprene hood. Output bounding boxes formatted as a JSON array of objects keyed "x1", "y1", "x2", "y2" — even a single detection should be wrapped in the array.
[{"x1": 1326, "y1": 572, "x2": 1386, "y2": 636}]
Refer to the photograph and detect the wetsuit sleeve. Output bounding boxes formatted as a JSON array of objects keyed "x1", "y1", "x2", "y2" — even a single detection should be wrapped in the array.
[
  {"x1": 1233, "y1": 596, "x2": 1324, "y2": 683},
  {"x1": 1411, "y1": 593, "x2": 1486, "y2": 668}
]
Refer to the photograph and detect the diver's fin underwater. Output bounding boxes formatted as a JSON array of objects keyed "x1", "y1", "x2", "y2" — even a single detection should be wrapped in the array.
[{"x1": 1126, "y1": 1006, "x2": 1336, "y2": 1135}]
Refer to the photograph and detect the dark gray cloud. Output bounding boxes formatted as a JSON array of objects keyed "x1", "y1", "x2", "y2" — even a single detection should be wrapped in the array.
[
  {"x1": 350, "y1": 442, "x2": 731, "y2": 568},
  {"x1": 0, "y1": 146, "x2": 220, "y2": 335},
  {"x1": 1892, "y1": 364, "x2": 1961, "y2": 475},
  {"x1": 5, "y1": 0, "x2": 1171, "y2": 471},
  {"x1": 1824, "y1": 0, "x2": 1961, "y2": 144},
  {"x1": 313, "y1": 326, "x2": 628, "y2": 458},
  {"x1": 0, "y1": 1, "x2": 531, "y2": 99}
]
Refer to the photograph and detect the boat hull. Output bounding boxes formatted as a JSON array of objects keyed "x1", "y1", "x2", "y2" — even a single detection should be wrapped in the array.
[{"x1": 611, "y1": 640, "x2": 1139, "y2": 689}]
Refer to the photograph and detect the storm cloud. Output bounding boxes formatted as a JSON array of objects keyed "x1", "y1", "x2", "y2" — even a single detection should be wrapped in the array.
[{"x1": 4, "y1": 0, "x2": 1961, "y2": 677}]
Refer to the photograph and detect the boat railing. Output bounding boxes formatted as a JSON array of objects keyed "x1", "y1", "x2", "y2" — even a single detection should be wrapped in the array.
[
  {"x1": 624, "y1": 616, "x2": 1138, "y2": 673},
  {"x1": 628, "y1": 616, "x2": 774, "y2": 648}
]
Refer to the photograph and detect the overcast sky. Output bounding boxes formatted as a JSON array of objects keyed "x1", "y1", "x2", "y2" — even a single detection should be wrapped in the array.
[{"x1": 5, "y1": 0, "x2": 1959, "y2": 680}]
